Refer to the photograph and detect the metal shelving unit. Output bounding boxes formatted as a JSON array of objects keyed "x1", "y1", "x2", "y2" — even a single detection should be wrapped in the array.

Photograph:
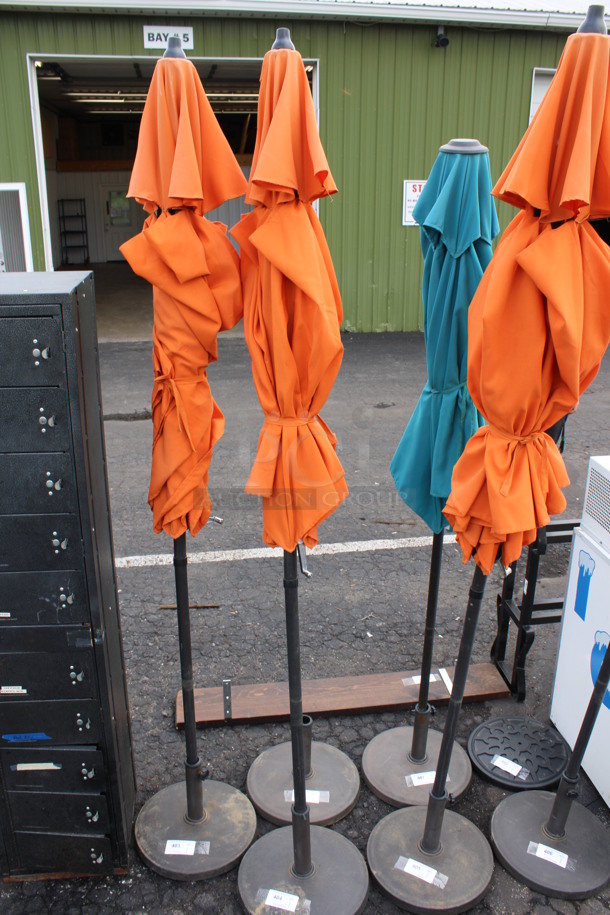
[{"x1": 58, "y1": 199, "x2": 89, "y2": 266}]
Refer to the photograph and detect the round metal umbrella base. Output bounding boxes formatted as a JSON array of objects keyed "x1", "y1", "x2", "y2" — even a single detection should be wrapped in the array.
[
  {"x1": 468, "y1": 716, "x2": 569, "y2": 790},
  {"x1": 247, "y1": 740, "x2": 360, "y2": 825},
  {"x1": 135, "y1": 780, "x2": 257, "y2": 880},
  {"x1": 362, "y1": 726, "x2": 472, "y2": 807},
  {"x1": 491, "y1": 790, "x2": 610, "y2": 899},
  {"x1": 238, "y1": 824, "x2": 369, "y2": 914},
  {"x1": 367, "y1": 806, "x2": 493, "y2": 913}
]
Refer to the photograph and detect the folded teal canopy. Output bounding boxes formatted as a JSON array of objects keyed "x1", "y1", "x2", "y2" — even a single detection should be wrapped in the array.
[{"x1": 391, "y1": 146, "x2": 499, "y2": 533}]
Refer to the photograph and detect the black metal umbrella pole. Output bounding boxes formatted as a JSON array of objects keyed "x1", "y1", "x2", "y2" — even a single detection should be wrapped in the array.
[
  {"x1": 246, "y1": 546, "x2": 360, "y2": 826},
  {"x1": 238, "y1": 552, "x2": 369, "y2": 914},
  {"x1": 174, "y1": 533, "x2": 205, "y2": 823},
  {"x1": 420, "y1": 563, "x2": 487, "y2": 853},
  {"x1": 283, "y1": 548, "x2": 313, "y2": 876},
  {"x1": 491, "y1": 635, "x2": 610, "y2": 898},
  {"x1": 546, "y1": 640, "x2": 610, "y2": 837},
  {"x1": 367, "y1": 563, "x2": 494, "y2": 913},
  {"x1": 410, "y1": 531, "x2": 444, "y2": 761},
  {"x1": 134, "y1": 534, "x2": 256, "y2": 880},
  {"x1": 362, "y1": 530, "x2": 472, "y2": 807}
]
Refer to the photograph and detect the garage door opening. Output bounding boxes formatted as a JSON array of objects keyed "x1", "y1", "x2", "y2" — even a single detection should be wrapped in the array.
[{"x1": 30, "y1": 53, "x2": 317, "y2": 268}]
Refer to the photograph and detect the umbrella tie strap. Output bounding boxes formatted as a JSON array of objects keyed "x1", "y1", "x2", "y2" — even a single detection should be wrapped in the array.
[
  {"x1": 424, "y1": 381, "x2": 466, "y2": 395},
  {"x1": 154, "y1": 374, "x2": 207, "y2": 451},
  {"x1": 263, "y1": 413, "x2": 314, "y2": 427},
  {"x1": 488, "y1": 426, "x2": 549, "y2": 497}
]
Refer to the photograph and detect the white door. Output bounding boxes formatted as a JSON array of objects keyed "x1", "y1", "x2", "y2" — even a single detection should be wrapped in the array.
[{"x1": 103, "y1": 187, "x2": 136, "y2": 261}]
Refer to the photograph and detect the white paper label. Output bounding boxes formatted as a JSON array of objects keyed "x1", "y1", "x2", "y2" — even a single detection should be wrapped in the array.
[
  {"x1": 265, "y1": 889, "x2": 300, "y2": 911},
  {"x1": 403, "y1": 857, "x2": 438, "y2": 884},
  {"x1": 529, "y1": 841, "x2": 568, "y2": 869},
  {"x1": 438, "y1": 668, "x2": 453, "y2": 694},
  {"x1": 395, "y1": 856, "x2": 449, "y2": 888},
  {"x1": 165, "y1": 840, "x2": 196, "y2": 856},
  {"x1": 491, "y1": 755, "x2": 522, "y2": 777},
  {"x1": 283, "y1": 789, "x2": 330, "y2": 804},
  {"x1": 0, "y1": 613, "x2": 12, "y2": 619},
  {"x1": 402, "y1": 673, "x2": 439, "y2": 686},
  {"x1": 0, "y1": 686, "x2": 27, "y2": 695},
  {"x1": 15, "y1": 762, "x2": 61, "y2": 771},
  {"x1": 407, "y1": 771, "x2": 436, "y2": 787}
]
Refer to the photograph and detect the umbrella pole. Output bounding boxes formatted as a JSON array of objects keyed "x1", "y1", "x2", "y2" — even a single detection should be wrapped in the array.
[
  {"x1": 410, "y1": 529, "x2": 444, "y2": 761},
  {"x1": 246, "y1": 544, "x2": 360, "y2": 826},
  {"x1": 361, "y1": 529, "x2": 471, "y2": 806},
  {"x1": 173, "y1": 533, "x2": 204, "y2": 822},
  {"x1": 546, "y1": 640, "x2": 610, "y2": 837},
  {"x1": 283, "y1": 547, "x2": 313, "y2": 877},
  {"x1": 420, "y1": 563, "x2": 488, "y2": 853},
  {"x1": 367, "y1": 563, "x2": 493, "y2": 911},
  {"x1": 238, "y1": 544, "x2": 369, "y2": 912},
  {"x1": 490, "y1": 630, "x2": 610, "y2": 898},
  {"x1": 133, "y1": 533, "x2": 257, "y2": 880}
]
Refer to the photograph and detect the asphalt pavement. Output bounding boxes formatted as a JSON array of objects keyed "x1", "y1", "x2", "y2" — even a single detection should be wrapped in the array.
[{"x1": 2, "y1": 330, "x2": 610, "y2": 914}]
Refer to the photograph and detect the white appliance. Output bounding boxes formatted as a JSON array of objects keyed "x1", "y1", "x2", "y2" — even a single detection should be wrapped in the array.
[{"x1": 550, "y1": 455, "x2": 610, "y2": 807}]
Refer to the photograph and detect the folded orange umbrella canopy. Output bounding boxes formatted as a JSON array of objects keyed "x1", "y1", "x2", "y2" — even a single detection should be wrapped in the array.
[
  {"x1": 231, "y1": 48, "x2": 347, "y2": 552},
  {"x1": 120, "y1": 54, "x2": 247, "y2": 539},
  {"x1": 443, "y1": 30, "x2": 610, "y2": 574}
]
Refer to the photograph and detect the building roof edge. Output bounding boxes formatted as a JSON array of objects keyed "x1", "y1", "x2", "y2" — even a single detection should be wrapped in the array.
[{"x1": 0, "y1": 0, "x2": 589, "y2": 31}]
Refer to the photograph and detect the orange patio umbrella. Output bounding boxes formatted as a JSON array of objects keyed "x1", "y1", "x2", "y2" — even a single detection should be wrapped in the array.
[
  {"x1": 234, "y1": 32, "x2": 368, "y2": 913},
  {"x1": 443, "y1": 27, "x2": 610, "y2": 575},
  {"x1": 118, "y1": 39, "x2": 257, "y2": 882},
  {"x1": 230, "y1": 42, "x2": 347, "y2": 552},
  {"x1": 120, "y1": 46, "x2": 247, "y2": 539}
]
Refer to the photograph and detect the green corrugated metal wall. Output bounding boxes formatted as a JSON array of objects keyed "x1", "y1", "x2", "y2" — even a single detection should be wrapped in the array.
[{"x1": 0, "y1": 10, "x2": 568, "y2": 330}]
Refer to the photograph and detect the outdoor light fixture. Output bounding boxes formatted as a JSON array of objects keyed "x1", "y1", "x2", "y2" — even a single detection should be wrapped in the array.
[{"x1": 435, "y1": 25, "x2": 450, "y2": 48}]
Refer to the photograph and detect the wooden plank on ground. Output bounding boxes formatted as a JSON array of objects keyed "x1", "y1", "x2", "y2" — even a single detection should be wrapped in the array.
[{"x1": 175, "y1": 662, "x2": 509, "y2": 728}]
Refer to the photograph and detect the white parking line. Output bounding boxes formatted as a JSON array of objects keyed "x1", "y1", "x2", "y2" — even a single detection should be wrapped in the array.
[{"x1": 115, "y1": 534, "x2": 457, "y2": 568}]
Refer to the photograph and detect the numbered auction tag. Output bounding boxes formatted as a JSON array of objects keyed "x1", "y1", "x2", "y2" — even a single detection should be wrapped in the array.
[
  {"x1": 491, "y1": 755, "x2": 523, "y2": 777},
  {"x1": 395, "y1": 856, "x2": 449, "y2": 889},
  {"x1": 265, "y1": 888, "x2": 300, "y2": 911},
  {"x1": 165, "y1": 840, "x2": 196, "y2": 856},
  {"x1": 283, "y1": 789, "x2": 330, "y2": 804},
  {"x1": 406, "y1": 771, "x2": 436, "y2": 787},
  {"x1": 403, "y1": 857, "x2": 438, "y2": 884},
  {"x1": 528, "y1": 841, "x2": 568, "y2": 869}
]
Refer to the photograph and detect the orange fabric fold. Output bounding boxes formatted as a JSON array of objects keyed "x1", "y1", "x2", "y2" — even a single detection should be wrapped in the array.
[
  {"x1": 443, "y1": 212, "x2": 610, "y2": 572},
  {"x1": 494, "y1": 32, "x2": 610, "y2": 222},
  {"x1": 127, "y1": 56, "x2": 247, "y2": 214},
  {"x1": 246, "y1": 48, "x2": 337, "y2": 207},
  {"x1": 232, "y1": 171, "x2": 347, "y2": 549},
  {"x1": 121, "y1": 54, "x2": 246, "y2": 538},
  {"x1": 148, "y1": 345, "x2": 224, "y2": 539}
]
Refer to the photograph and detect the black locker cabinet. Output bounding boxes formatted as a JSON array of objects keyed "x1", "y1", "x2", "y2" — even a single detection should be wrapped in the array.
[{"x1": 0, "y1": 272, "x2": 135, "y2": 878}]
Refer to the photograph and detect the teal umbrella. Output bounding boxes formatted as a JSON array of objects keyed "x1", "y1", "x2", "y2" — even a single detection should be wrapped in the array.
[
  {"x1": 362, "y1": 140, "x2": 501, "y2": 813},
  {"x1": 391, "y1": 139, "x2": 499, "y2": 533}
]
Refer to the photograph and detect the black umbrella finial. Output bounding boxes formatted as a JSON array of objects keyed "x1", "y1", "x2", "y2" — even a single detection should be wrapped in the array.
[
  {"x1": 164, "y1": 35, "x2": 187, "y2": 58},
  {"x1": 578, "y1": 4, "x2": 607, "y2": 33},
  {"x1": 272, "y1": 27, "x2": 295, "y2": 50}
]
